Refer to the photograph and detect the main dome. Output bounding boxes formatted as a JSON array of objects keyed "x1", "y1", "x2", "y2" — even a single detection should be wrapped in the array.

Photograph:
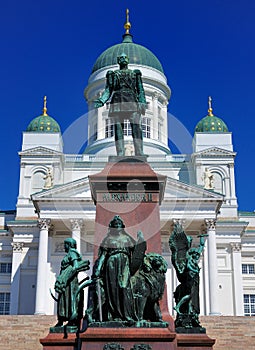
[{"x1": 92, "y1": 34, "x2": 164, "y2": 74}]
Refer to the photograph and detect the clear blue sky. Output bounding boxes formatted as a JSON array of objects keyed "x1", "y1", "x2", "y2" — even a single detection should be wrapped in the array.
[{"x1": 1, "y1": 0, "x2": 255, "y2": 211}]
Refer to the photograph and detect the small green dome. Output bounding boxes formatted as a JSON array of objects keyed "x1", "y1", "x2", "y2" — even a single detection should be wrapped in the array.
[
  {"x1": 92, "y1": 34, "x2": 164, "y2": 74},
  {"x1": 27, "y1": 96, "x2": 61, "y2": 133},
  {"x1": 195, "y1": 114, "x2": 228, "y2": 133},
  {"x1": 27, "y1": 114, "x2": 61, "y2": 133}
]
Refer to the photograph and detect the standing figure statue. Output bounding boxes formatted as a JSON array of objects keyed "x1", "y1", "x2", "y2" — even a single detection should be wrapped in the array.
[
  {"x1": 94, "y1": 53, "x2": 147, "y2": 156},
  {"x1": 169, "y1": 222, "x2": 207, "y2": 332},
  {"x1": 90, "y1": 215, "x2": 146, "y2": 325},
  {"x1": 203, "y1": 168, "x2": 214, "y2": 190},
  {"x1": 44, "y1": 167, "x2": 54, "y2": 189},
  {"x1": 53, "y1": 238, "x2": 90, "y2": 330}
]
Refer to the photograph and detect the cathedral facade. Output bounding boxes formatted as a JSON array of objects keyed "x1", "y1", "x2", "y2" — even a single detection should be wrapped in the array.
[{"x1": 0, "y1": 18, "x2": 255, "y2": 318}]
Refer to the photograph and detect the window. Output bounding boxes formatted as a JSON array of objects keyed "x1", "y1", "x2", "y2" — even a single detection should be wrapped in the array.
[
  {"x1": 142, "y1": 117, "x2": 151, "y2": 138},
  {"x1": 0, "y1": 263, "x2": 12, "y2": 274},
  {"x1": 242, "y1": 264, "x2": 255, "y2": 274},
  {"x1": 105, "y1": 118, "x2": 114, "y2": 138},
  {"x1": 0, "y1": 292, "x2": 10, "y2": 315},
  {"x1": 244, "y1": 294, "x2": 255, "y2": 316},
  {"x1": 105, "y1": 117, "x2": 151, "y2": 139},
  {"x1": 123, "y1": 120, "x2": 132, "y2": 136}
]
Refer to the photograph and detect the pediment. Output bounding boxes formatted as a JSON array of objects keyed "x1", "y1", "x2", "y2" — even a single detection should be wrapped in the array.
[
  {"x1": 19, "y1": 146, "x2": 63, "y2": 157},
  {"x1": 164, "y1": 176, "x2": 223, "y2": 200},
  {"x1": 31, "y1": 177, "x2": 92, "y2": 200},
  {"x1": 193, "y1": 147, "x2": 236, "y2": 158}
]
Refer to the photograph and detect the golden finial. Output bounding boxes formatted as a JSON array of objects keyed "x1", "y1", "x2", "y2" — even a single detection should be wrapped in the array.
[
  {"x1": 124, "y1": 8, "x2": 131, "y2": 34},
  {"x1": 43, "y1": 96, "x2": 48, "y2": 116},
  {"x1": 208, "y1": 96, "x2": 213, "y2": 116}
]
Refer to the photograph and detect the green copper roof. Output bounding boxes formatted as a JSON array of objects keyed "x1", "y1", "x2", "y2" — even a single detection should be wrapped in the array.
[
  {"x1": 195, "y1": 114, "x2": 228, "y2": 133},
  {"x1": 92, "y1": 34, "x2": 164, "y2": 74},
  {"x1": 27, "y1": 114, "x2": 61, "y2": 133}
]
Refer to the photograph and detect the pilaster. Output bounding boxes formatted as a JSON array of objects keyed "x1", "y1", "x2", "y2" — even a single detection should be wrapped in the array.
[
  {"x1": 230, "y1": 242, "x2": 244, "y2": 315},
  {"x1": 10, "y1": 242, "x2": 24, "y2": 314}
]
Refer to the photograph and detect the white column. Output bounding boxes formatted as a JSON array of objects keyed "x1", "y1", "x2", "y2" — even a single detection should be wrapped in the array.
[
  {"x1": 35, "y1": 218, "x2": 51, "y2": 315},
  {"x1": 18, "y1": 163, "x2": 25, "y2": 197},
  {"x1": 205, "y1": 219, "x2": 221, "y2": 315},
  {"x1": 230, "y1": 242, "x2": 244, "y2": 315},
  {"x1": 161, "y1": 100, "x2": 168, "y2": 145},
  {"x1": 70, "y1": 219, "x2": 83, "y2": 253},
  {"x1": 152, "y1": 92, "x2": 159, "y2": 140},
  {"x1": 10, "y1": 242, "x2": 24, "y2": 314},
  {"x1": 202, "y1": 239, "x2": 210, "y2": 315}
]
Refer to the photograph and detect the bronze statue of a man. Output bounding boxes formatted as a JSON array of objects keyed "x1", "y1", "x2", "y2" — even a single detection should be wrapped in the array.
[{"x1": 94, "y1": 53, "x2": 147, "y2": 156}]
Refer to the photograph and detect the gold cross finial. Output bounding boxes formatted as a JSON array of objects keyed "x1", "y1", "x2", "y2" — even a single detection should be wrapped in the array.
[
  {"x1": 124, "y1": 8, "x2": 131, "y2": 34},
  {"x1": 43, "y1": 96, "x2": 48, "y2": 116},
  {"x1": 208, "y1": 96, "x2": 213, "y2": 116}
]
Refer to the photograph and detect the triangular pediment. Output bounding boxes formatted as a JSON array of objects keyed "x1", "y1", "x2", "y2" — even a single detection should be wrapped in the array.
[
  {"x1": 31, "y1": 177, "x2": 92, "y2": 200},
  {"x1": 19, "y1": 146, "x2": 63, "y2": 157},
  {"x1": 164, "y1": 176, "x2": 223, "y2": 200},
  {"x1": 193, "y1": 147, "x2": 236, "y2": 157}
]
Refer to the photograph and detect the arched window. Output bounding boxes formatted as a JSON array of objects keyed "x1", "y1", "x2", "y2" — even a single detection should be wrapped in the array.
[{"x1": 31, "y1": 171, "x2": 45, "y2": 194}]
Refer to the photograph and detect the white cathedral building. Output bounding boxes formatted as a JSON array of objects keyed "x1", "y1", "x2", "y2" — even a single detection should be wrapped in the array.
[{"x1": 0, "y1": 15, "x2": 255, "y2": 319}]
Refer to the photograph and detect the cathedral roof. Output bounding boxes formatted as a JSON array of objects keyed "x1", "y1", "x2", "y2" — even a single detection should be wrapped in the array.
[
  {"x1": 195, "y1": 97, "x2": 228, "y2": 133},
  {"x1": 92, "y1": 10, "x2": 164, "y2": 74},
  {"x1": 26, "y1": 96, "x2": 61, "y2": 133}
]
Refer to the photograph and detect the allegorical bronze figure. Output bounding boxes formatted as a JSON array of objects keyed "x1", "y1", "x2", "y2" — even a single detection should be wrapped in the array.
[
  {"x1": 52, "y1": 238, "x2": 90, "y2": 331},
  {"x1": 169, "y1": 222, "x2": 207, "y2": 333},
  {"x1": 86, "y1": 215, "x2": 168, "y2": 328},
  {"x1": 94, "y1": 53, "x2": 147, "y2": 156}
]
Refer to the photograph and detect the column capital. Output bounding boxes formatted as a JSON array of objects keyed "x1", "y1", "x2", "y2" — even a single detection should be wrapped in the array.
[
  {"x1": 230, "y1": 242, "x2": 242, "y2": 252},
  {"x1": 204, "y1": 218, "x2": 216, "y2": 230},
  {"x1": 38, "y1": 218, "x2": 51, "y2": 231},
  {"x1": 11, "y1": 242, "x2": 24, "y2": 252},
  {"x1": 70, "y1": 219, "x2": 84, "y2": 230}
]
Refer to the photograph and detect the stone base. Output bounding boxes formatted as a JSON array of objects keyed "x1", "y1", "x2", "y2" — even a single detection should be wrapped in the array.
[
  {"x1": 176, "y1": 333, "x2": 215, "y2": 349},
  {"x1": 41, "y1": 326, "x2": 177, "y2": 349}
]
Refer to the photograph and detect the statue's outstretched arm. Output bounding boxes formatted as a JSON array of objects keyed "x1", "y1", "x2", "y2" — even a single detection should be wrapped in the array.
[{"x1": 94, "y1": 70, "x2": 114, "y2": 108}]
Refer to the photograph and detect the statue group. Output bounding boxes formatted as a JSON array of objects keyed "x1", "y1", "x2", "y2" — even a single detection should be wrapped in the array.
[
  {"x1": 51, "y1": 218, "x2": 206, "y2": 333},
  {"x1": 51, "y1": 216, "x2": 168, "y2": 332}
]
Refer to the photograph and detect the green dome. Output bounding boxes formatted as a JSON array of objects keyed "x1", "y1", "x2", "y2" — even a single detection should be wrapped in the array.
[
  {"x1": 92, "y1": 34, "x2": 164, "y2": 74},
  {"x1": 195, "y1": 113, "x2": 228, "y2": 133},
  {"x1": 27, "y1": 113, "x2": 61, "y2": 133}
]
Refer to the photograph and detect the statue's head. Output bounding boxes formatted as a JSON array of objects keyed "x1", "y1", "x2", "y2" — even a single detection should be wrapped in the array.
[
  {"x1": 109, "y1": 215, "x2": 125, "y2": 229},
  {"x1": 117, "y1": 53, "x2": 129, "y2": 66},
  {"x1": 64, "y1": 237, "x2": 77, "y2": 250}
]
